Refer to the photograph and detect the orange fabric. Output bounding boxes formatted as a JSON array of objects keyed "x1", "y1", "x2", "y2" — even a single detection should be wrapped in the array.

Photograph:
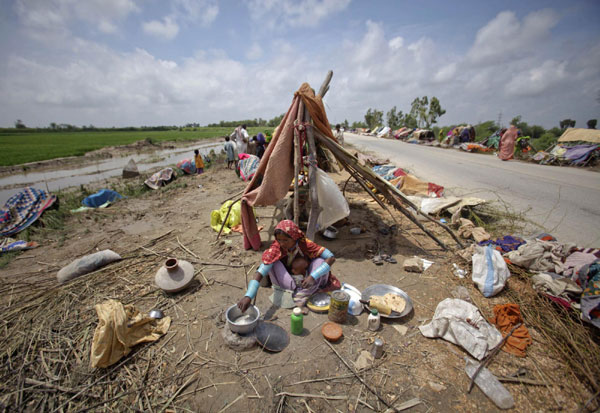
[{"x1": 489, "y1": 304, "x2": 532, "y2": 357}]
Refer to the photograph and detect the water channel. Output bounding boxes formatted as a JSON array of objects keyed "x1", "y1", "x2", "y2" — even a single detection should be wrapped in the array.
[{"x1": 0, "y1": 141, "x2": 223, "y2": 204}]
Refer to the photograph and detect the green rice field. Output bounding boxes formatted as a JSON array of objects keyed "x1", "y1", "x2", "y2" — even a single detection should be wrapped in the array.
[{"x1": 0, "y1": 127, "x2": 272, "y2": 166}]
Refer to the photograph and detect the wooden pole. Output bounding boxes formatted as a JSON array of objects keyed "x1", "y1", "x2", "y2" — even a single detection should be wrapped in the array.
[
  {"x1": 313, "y1": 129, "x2": 463, "y2": 250},
  {"x1": 304, "y1": 70, "x2": 334, "y2": 239},
  {"x1": 293, "y1": 101, "x2": 305, "y2": 225}
]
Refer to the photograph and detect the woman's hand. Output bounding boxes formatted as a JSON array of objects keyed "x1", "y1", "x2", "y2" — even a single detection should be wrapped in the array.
[
  {"x1": 237, "y1": 296, "x2": 252, "y2": 312},
  {"x1": 301, "y1": 276, "x2": 315, "y2": 289}
]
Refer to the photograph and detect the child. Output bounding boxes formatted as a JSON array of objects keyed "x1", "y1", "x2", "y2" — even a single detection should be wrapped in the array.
[
  {"x1": 223, "y1": 136, "x2": 236, "y2": 169},
  {"x1": 291, "y1": 256, "x2": 311, "y2": 314},
  {"x1": 194, "y1": 149, "x2": 204, "y2": 174}
]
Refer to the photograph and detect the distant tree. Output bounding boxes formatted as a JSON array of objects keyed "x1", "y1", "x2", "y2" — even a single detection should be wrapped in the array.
[
  {"x1": 49, "y1": 122, "x2": 57, "y2": 130},
  {"x1": 587, "y1": 119, "x2": 597, "y2": 129},
  {"x1": 15, "y1": 119, "x2": 26, "y2": 129},
  {"x1": 268, "y1": 113, "x2": 285, "y2": 127},
  {"x1": 404, "y1": 114, "x2": 418, "y2": 129},
  {"x1": 530, "y1": 125, "x2": 545, "y2": 139},
  {"x1": 386, "y1": 106, "x2": 404, "y2": 130},
  {"x1": 559, "y1": 119, "x2": 576, "y2": 129},
  {"x1": 410, "y1": 96, "x2": 445, "y2": 128},
  {"x1": 342, "y1": 119, "x2": 350, "y2": 129},
  {"x1": 364, "y1": 108, "x2": 383, "y2": 129},
  {"x1": 351, "y1": 121, "x2": 367, "y2": 129},
  {"x1": 548, "y1": 127, "x2": 562, "y2": 137},
  {"x1": 424, "y1": 97, "x2": 446, "y2": 128}
]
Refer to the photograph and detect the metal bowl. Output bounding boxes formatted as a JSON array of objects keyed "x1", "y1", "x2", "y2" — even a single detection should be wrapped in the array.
[
  {"x1": 322, "y1": 226, "x2": 338, "y2": 240},
  {"x1": 148, "y1": 309, "x2": 164, "y2": 319},
  {"x1": 226, "y1": 304, "x2": 260, "y2": 334}
]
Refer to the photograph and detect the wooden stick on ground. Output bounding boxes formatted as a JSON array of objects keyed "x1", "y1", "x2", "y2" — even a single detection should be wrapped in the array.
[
  {"x1": 216, "y1": 197, "x2": 241, "y2": 240},
  {"x1": 275, "y1": 392, "x2": 347, "y2": 401},
  {"x1": 324, "y1": 340, "x2": 393, "y2": 411}
]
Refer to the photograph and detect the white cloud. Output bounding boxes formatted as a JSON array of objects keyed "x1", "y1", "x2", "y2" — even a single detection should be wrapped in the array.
[
  {"x1": 246, "y1": 43, "x2": 263, "y2": 60},
  {"x1": 2, "y1": 7, "x2": 599, "y2": 130},
  {"x1": 172, "y1": 0, "x2": 219, "y2": 26},
  {"x1": 433, "y1": 63, "x2": 456, "y2": 83},
  {"x1": 14, "y1": 0, "x2": 138, "y2": 35},
  {"x1": 505, "y1": 60, "x2": 567, "y2": 97},
  {"x1": 388, "y1": 36, "x2": 404, "y2": 50},
  {"x1": 247, "y1": 0, "x2": 350, "y2": 28},
  {"x1": 143, "y1": 16, "x2": 180, "y2": 40},
  {"x1": 467, "y1": 9, "x2": 558, "y2": 65}
]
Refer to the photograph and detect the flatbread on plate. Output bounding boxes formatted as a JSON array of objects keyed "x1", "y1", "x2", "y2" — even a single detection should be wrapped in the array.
[{"x1": 382, "y1": 293, "x2": 406, "y2": 314}]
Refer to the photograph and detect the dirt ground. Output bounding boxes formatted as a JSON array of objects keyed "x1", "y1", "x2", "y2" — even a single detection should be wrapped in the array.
[{"x1": 0, "y1": 144, "x2": 596, "y2": 412}]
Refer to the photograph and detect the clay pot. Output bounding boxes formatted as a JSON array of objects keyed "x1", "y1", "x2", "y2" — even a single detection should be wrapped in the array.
[{"x1": 155, "y1": 258, "x2": 195, "y2": 293}]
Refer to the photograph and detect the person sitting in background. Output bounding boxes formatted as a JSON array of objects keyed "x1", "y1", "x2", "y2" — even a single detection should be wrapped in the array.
[{"x1": 334, "y1": 124, "x2": 344, "y2": 146}]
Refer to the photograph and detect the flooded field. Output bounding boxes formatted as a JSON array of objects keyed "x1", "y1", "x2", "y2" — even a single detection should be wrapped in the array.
[{"x1": 0, "y1": 140, "x2": 222, "y2": 203}]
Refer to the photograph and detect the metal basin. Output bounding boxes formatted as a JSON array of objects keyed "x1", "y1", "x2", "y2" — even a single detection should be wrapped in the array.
[{"x1": 226, "y1": 304, "x2": 260, "y2": 334}]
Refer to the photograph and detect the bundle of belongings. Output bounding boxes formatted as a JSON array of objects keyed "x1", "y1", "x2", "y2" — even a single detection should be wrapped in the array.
[
  {"x1": 144, "y1": 167, "x2": 176, "y2": 189},
  {"x1": 469, "y1": 233, "x2": 600, "y2": 329},
  {"x1": 176, "y1": 159, "x2": 197, "y2": 174},
  {"x1": 393, "y1": 127, "x2": 413, "y2": 140},
  {"x1": 237, "y1": 154, "x2": 260, "y2": 182},
  {"x1": 538, "y1": 144, "x2": 599, "y2": 166},
  {"x1": 0, "y1": 187, "x2": 57, "y2": 236},
  {"x1": 372, "y1": 164, "x2": 444, "y2": 197}
]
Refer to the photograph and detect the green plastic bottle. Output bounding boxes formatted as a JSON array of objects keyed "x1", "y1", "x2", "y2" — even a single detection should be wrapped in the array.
[{"x1": 291, "y1": 308, "x2": 303, "y2": 335}]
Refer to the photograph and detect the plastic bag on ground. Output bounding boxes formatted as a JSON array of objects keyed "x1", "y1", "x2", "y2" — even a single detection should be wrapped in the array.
[
  {"x1": 90, "y1": 299, "x2": 171, "y2": 368},
  {"x1": 419, "y1": 298, "x2": 502, "y2": 360},
  {"x1": 210, "y1": 200, "x2": 242, "y2": 234},
  {"x1": 57, "y1": 249, "x2": 121, "y2": 283},
  {"x1": 315, "y1": 168, "x2": 349, "y2": 231},
  {"x1": 472, "y1": 245, "x2": 510, "y2": 297}
]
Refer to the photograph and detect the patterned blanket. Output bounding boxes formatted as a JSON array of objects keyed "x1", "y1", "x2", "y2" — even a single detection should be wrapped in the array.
[
  {"x1": 0, "y1": 187, "x2": 57, "y2": 237},
  {"x1": 144, "y1": 168, "x2": 176, "y2": 190},
  {"x1": 239, "y1": 155, "x2": 260, "y2": 182},
  {"x1": 176, "y1": 159, "x2": 197, "y2": 174}
]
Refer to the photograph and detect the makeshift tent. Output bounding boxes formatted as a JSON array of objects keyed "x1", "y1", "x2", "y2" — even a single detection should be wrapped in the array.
[
  {"x1": 232, "y1": 71, "x2": 462, "y2": 251},
  {"x1": 558, "y1": 128, "x2": 600, "y2": 144}
]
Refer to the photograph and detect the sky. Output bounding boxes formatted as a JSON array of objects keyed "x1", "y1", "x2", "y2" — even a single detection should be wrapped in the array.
[{"x1": 1, "y1": 0, "x2": 599, "y2": 129}]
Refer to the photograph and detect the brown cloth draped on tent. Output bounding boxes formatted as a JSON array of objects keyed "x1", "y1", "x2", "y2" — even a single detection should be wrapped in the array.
[{"x1": 241, "y1": 83, "x2": 337, "y2": 250}]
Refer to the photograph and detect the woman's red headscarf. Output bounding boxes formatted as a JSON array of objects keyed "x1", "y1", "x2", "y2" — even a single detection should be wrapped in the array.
[{"x1": 261, "y1": 220, "x2": 325, "y2": 265}]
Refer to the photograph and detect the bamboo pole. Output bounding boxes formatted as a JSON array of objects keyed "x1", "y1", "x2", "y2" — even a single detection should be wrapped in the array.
[
  {"x1": 313, "y1": 129, "x2": 463, "y2": 249},
  {"x1": 304, "y1": 107, "x2": 321, "y2": 240},
  {"x1": 293, "y1": 101, "x2": 305, "y2": 226},
  {"x1": 304, "y1": 70, "x2": 334, "y2": 239}
]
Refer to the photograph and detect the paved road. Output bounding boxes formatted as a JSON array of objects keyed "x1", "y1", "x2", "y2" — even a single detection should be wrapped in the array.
[{"x1": 344, "y1": 132, "x2": 600, "y2": 247}]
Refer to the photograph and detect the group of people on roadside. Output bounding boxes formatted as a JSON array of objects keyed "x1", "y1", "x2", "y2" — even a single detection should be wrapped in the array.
[{"x1": 223, "y1": 124, "x2": 270, "y2": 169}]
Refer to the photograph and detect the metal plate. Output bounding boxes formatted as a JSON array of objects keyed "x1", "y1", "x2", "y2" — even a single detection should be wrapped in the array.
[
  {"x1": 361, "y1": 284, "x2": 413, "y2": 319},
  {"x1": 307, "y1": 292, "x2": 331, "y2": 312},
  {"x1": 255, "y1": 321, "x2": 290, "y2": 352}
]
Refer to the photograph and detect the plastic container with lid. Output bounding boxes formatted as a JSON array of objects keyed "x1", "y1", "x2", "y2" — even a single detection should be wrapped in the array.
[
  {"x1": 367, "y1": 308, "x2": 380, "y2": 331},
  {"x1": 291, "y1": 307, "x2": 304, "y2": 335}
]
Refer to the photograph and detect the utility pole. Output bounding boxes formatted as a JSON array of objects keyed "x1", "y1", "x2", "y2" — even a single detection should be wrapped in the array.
[{"x1": 497, "y1": 111, "x2": 503, "y2": 129}]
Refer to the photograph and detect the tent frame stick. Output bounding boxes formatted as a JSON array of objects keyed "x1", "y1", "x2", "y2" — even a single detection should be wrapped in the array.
[
  {"x1": 313, "y1": 129, "x2": 463, "y2": 250},
  {"x1": 304, "y1": 70, "x2": 334, "y2": 240},
  {"x1": 215, "y1": 197, "x2": 241, "y2": 240},
  {"x1": 293, "y1": 101, "x2": 305, "y2": 226}
]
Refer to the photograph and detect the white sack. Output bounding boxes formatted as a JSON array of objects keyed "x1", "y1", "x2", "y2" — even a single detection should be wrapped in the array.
[
  {"x1": 419, "y1": 298, "x2": 502, "y2": 360},
  {"x1": 315, "y1": 168, "x2": 350, "y2": 230},
  {"x1": 57, "y1": 249, "x2": 121, "y2": 283},
  {"x1": 472, "y1": 245, "x2": 510, "y2": 297}
]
